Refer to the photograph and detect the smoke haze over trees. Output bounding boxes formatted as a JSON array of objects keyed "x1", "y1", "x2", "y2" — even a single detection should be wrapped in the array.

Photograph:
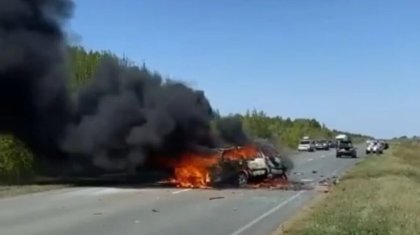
[{"x1": 0, "y1": 0, "x2": 368, "y2": 184}]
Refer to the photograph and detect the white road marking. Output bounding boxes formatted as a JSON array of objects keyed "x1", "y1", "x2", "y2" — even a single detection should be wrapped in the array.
[
  {"x1": 172, "y1": 189, "x2": 191, "y2": 194},
  {"x1": 55, "y1": 187, "x2": 146, "y2": 197},
  {"x1": 63, "y1": 188, "x2": 101, "y2": 196},
  {"x1": 229, "y1": 191, "x2": 305, "y2": 235},
  {"x1": 90, "y1": 188, "x2": 141, "y2": 195},
  {"x1": 91, "y1": 188, "x2": 121, "y2": 195},
  {"x1": 307, "y1": 158, "x2": 314, "y2": 161},
  {"x1": 300, "y1": 178, "x2": 314, "y2": 182}
]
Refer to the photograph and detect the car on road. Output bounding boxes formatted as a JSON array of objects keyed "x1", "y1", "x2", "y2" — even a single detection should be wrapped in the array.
[
  {"x1": 373, "y1": 141, "x2": 384, "y2": 154},
  {"x1": 366, "y1": 140, "x2": 385, "y2": 154},
  {"x1": 297, "y1": 139, "x2": 316, "y2": 152},
  {"x1": 327, "y1": 140, "x2": 336, "y2": 148},
  {"x1": 336, "y1": 139, "x2": 357, "y2": 158},
  {"x1": 315, "y1": 139, "x2": 330, "y2": 150},
  {"x1": 366, "y1": 141, "x2": 376, "y2": 154},
  {"x1": 379, "y1": 140, "x2": 389, "y2": 150}
]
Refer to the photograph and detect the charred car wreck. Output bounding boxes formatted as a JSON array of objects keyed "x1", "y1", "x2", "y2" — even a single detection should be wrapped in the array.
[{"x1": 209, "y1": 146, "x2": 288, "y2": 187}]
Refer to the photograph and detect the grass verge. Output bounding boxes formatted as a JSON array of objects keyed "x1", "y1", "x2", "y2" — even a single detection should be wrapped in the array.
[
  {"x1": 0, "y1": 184, "x2": 68, "y2": 199},
  {"x1": 276, "y1": 141, "x2": 420, "y2": 235}
]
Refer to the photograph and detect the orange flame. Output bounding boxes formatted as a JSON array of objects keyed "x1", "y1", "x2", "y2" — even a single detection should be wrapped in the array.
[
  {"x1": 221, "y1": 146, "x2": 259, "y2": 161},
  {"x1": 172, "y1": 145, "x2": 259, "y2": 188},
  {"x1": 173, "y1": 152, "x2": 218, "y2": 188}
]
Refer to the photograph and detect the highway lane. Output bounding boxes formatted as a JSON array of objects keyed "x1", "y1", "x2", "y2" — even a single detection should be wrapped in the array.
[{"x1": 0, "y1": 146, "x2": 366, "y2": 235}]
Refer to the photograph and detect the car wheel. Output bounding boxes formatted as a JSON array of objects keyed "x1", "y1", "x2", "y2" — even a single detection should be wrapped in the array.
[
  {"x1": 236, "y1": 172, "x2": 248, "y2": 188},
  {"x1": 336, "y1": 154, "x2": 340, "y2": 158}
]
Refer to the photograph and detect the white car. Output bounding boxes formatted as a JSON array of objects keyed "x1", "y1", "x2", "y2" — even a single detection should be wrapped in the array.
[
  {"x1": 298, "y1": 140, "x2": 315, "y2": 152},
  {"x1": 366, "y1": 142, "x2": 375, "y2": 154},
  {"x1": 374, "y1": 142, "x2": 384, "y2": 154}
]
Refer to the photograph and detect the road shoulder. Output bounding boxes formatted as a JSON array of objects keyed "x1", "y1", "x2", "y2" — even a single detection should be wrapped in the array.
[
  {"x1": 273, "y1": 142, "x2": 420, "y2": 235},
  {"x1": 0, "y1": 184, "x2": 67, "y2": 199}
]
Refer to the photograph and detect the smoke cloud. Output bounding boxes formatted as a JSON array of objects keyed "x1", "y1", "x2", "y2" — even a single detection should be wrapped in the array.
[
  {"x1": 215, "y1": 116, "x2": 250, "y2": 146},
  {"x1": 0, "y1": 0, "x2": 73, "y2": 162},
  {"x1": 61, "y1": 57, "x2": 217, "y2": 171},
  {"x1": 0, "y1": 0, "x2": 281, "y2": 175}
]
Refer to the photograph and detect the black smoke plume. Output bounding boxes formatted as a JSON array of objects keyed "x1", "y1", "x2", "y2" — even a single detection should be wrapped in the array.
[
  {"x1": 0, "y1": 0, "x2": 73, "y2": 163},
  {"x1": 61, "y1": 57, "x2": 217, "y2": 172},
  {"x1": 0, "y1": 0, "x2": 280, "y2": 175},
  {"x1": 215, "y1": 116, "x2": 250, "y2": 146}
]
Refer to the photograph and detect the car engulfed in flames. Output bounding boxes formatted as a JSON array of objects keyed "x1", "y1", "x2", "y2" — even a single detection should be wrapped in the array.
[{"x1": 171, "y1": 145, "x2": 288, "y2": 188}]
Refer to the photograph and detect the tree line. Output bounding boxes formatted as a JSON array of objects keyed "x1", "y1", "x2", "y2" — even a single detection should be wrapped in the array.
[{"x1": 0, "y1": 46, "x2": 369, "y2": 184}]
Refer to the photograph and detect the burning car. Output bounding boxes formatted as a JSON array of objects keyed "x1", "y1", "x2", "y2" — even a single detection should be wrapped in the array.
[
  {"x1": 172, "y1": 145, "x2": 289, "y2": 188},
  {"x1": 209, "y1": 146, "x2": 288, "y2": 187}
]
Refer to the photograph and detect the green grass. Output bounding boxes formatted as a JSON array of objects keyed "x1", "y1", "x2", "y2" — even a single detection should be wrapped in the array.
[{"x1": 278, "y1": 142, "x2": 420, "y2": 235}]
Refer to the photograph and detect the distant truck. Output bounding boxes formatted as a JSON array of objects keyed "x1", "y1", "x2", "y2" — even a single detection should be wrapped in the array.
[
  {"x1": 336, "y1": 139, "x2": 357, "y2": 158},
  {"x1": 335, "y1": 134, "x2": 350, "y2": 141}
]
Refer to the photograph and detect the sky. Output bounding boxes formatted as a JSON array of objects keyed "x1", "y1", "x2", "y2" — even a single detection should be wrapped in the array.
[{"x1": 69, "y1": 0, "x2": 420, "y2": 139}]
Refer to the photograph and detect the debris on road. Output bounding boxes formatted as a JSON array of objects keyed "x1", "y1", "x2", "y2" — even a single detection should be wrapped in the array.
[
  {"x1": 247, "y1": 178, "x2": 289, "y2": 190},
  {"x1": 209, "y1": 196, "x2": 224, "y2": 200},
  {"x1": 320, "y1": 186, "x2": 330, "y2": 193},
  {"x1": 93, "y1": 212, "x2": 102, "y2": 215},
  {"x1": 152, "y1": 209, "x2": 159, "y2": 213},
  {"x1": 312, "y1": 170, "x2": 317, "y2": 174},
  {"x1": 316, "y1": 176, "x2": 340, "y2": 193}
]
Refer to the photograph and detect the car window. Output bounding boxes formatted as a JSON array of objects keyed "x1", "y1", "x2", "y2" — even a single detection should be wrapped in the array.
[{"x1": 339, "y1": 141, "x2": 352, "y2": 146}]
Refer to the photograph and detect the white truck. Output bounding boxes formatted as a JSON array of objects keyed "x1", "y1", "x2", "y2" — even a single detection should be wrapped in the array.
[{"x1": 335, "y1": 134, "x2": 349, "y2": 141}]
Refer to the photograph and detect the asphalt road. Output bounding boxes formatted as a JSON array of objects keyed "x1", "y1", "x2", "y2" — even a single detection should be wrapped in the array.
[{"x1": 0, "y1": 146, "x2": 366, "y2": 235}]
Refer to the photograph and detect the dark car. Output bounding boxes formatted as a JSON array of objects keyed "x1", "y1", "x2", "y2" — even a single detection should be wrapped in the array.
[
  {"x1": 381, "y1": 141, "x2": 389, "y2": 150},
  {"x1": 315, "y1": 140, "x2": 330, "y2": 150},
  {"x1": 328, "y1": 140, "x2": 337, "y2": 148},
  {"x1": 336, "y1": 140, "x2": 357, "y2": 158}
]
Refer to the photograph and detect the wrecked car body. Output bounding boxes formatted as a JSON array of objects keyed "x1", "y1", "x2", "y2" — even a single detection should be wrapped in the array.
[{"x1": 209, "y1": 146, "x2": 288, "y2": 187}]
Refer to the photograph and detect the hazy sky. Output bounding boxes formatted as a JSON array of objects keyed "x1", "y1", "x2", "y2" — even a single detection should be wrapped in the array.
[{"x1": 70, "y1": 0, "x2": 420, "y2": 138}]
